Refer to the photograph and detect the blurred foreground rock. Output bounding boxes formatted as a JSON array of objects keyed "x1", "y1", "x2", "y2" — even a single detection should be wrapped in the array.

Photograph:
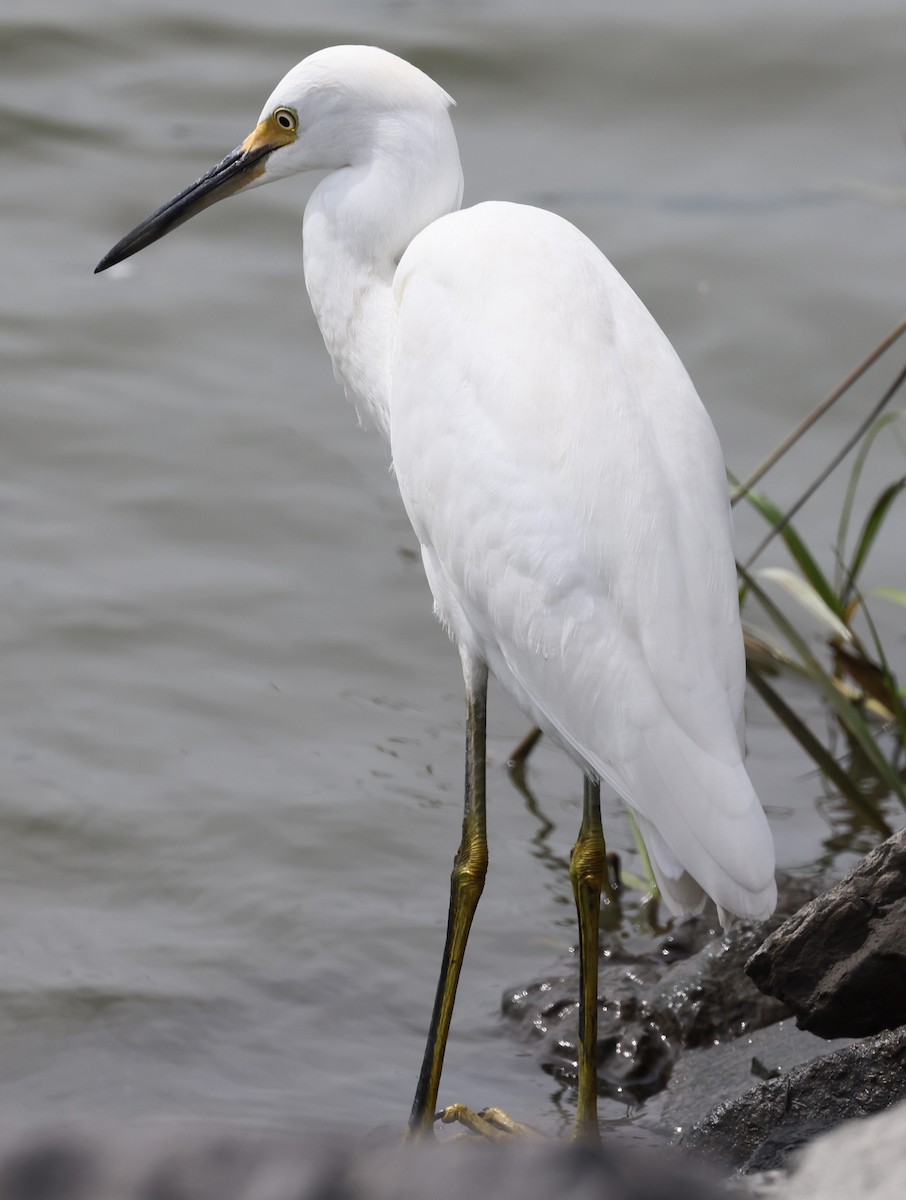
[
  {"x1": 0, "y1": 1130, "x2": 724, "y2": 1200},
  {"x1": 746, "y1": 826, "x2": 906, "y2": 1038},
  {"x1": 752, "y1": 1097, "x2": 906, "y2": 1200},
  {"x1": 1, "y1": 1103, "x2": 905, "y2": 1200}
]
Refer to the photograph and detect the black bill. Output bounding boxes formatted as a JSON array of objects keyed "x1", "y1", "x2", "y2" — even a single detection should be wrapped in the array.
[{"x1": 94, "y1": 141, "x2": 274, "y2": 274}]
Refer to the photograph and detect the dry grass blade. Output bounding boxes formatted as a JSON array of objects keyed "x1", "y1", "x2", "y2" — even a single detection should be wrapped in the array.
[
  {"x1": 743, "y1": 359, "x2": 906, "y2": 569},
  {"x1": 732, "y1": 316, "x2": 906, "y2": 506}
]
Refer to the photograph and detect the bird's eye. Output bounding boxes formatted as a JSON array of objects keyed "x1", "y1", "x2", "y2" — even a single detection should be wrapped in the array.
[{"x1": 273, "y1": 107, "x2": 298, "y2": 132}]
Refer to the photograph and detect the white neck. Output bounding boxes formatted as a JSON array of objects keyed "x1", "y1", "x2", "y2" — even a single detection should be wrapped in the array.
[{"x1": 301, "y1": 109, "x2": 463, "y2": 440}]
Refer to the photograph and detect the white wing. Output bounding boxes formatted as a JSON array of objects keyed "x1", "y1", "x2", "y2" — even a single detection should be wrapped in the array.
[{"x1": 389, "y1": 200, "x2": 776, "y2": 922}]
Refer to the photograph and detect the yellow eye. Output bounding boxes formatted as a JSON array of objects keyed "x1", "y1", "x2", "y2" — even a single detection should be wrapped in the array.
[{"x1": 273, "y1": 107, "x2": 298, "y2": 132}]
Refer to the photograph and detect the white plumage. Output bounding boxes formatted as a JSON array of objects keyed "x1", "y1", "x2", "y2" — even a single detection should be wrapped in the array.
[
  {"x1": 391, "y1": 199, "x2": 775, "y2": 922},
  {"x1": 271, "y1": 47, "x2": 775, "y2": 920},
  {"x1": 96, "y1": 45, "x2": 777, "y2": 1134}
]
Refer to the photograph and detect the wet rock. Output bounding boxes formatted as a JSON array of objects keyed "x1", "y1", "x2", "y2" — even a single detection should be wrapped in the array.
[
  {"x1": 638, "y1": 1019, "x2": 854, "y2": 1137},
  {"x1": 503, "y1": 953, "x2": 679, "y2": 1104},
  {"x1": 653, "y1": 917, "x2": 789, "y2": 1048},
  {"x1": 502, "y1": 876, "x2": 810, "y2": 1106},
  {"x1": 0, "y1": 1129, "x2": 726, "y2": 1200},
  {"x1": 746, "y1": 827, "x2": 906, "y2": 1039},
  {"x1": 677, "y1": 1025, "x2": 906, "y2": 1172}
]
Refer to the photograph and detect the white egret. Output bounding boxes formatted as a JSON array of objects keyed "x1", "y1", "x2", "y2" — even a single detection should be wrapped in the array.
[{"x1": 96, "y1": 45, "x2": 777, "y2": 1139}]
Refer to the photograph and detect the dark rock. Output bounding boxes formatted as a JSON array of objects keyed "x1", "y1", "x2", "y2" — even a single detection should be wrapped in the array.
[
  {"x1": 637, "y1": 1019, "x2": 854, "y2": 1138},
  {"x1": 502, "y1": 875, "x2": 810, "y2": 1106},
  {"x1": 746, "y1": 826, "x2": 906, "y2": 1038},
  {"x1": 677, "y1": 1024, "x2": 906, "y2": 1172},
  {"x1": 652, "y1": 917, "x2": 789, "y2": 1048},
  {"x1": 0, "y1": 1130, "x2": 726, "y2": 1200}
]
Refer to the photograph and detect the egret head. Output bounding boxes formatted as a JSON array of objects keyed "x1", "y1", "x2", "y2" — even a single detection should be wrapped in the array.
[{"x1": 94, "y1": 45, "x2": 456, "y2": 273}]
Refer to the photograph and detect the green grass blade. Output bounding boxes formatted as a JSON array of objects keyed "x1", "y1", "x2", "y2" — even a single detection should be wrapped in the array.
[
  {"x1": 835, "y1": 411, "x2": 905, "y2": 593},
  {"x1": 874, "y1": 587, "x2": 906, "y2": 608},
  {"x1": 627, "y1": 809, "x2": 659, "y2": 899},
  {"x1": 746, "y1": 664, "x2": 891, "y2": 834},
  {"x1": 742, "y1": 487, "x2": 841, "y2": 616},
  {"x1": 738, "y1": 562, "x2": 906, "y2": 810},
  {"x1": 843, "y1": 475, "x2": 906, "y2": 607}
]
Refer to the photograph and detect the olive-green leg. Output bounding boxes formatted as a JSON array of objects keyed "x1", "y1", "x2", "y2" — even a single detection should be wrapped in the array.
[
  {"x1": 408, "y1": 662, "x2": 489, "y2": 1135},
  {"x1": 569, "y1": 774, "x2": 605, "y2": 1140}
]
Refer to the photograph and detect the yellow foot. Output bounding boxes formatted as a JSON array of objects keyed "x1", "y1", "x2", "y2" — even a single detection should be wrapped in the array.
[{"x1": 438, "y1": 1104, "x2": 544, "y2": 1140}]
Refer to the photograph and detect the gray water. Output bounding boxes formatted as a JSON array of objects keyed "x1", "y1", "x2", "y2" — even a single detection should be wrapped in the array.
[{"x1": 2, "y1": 0, "x2": 904, "y2": 1137}]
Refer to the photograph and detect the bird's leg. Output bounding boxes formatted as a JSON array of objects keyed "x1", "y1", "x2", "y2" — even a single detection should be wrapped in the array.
[
  {"x1": 569, "y1": 773, "x2": 605, "y2": 1141},
  {"x1": 408, "y1": 661, "x2": 489, "y2": 1137}
]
